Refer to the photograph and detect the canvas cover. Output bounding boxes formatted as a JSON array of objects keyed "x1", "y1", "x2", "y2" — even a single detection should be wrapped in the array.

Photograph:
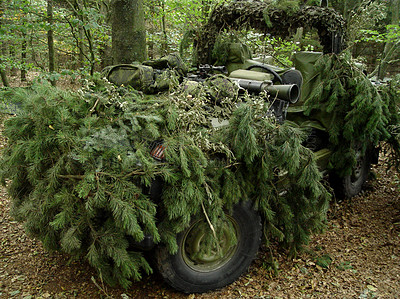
[
  {"x1": 288, "y1": 51, "x2": 334, "y2": 131},
  {"x1": 293, "y1": 51, "x2": 323, "y2": 103}
]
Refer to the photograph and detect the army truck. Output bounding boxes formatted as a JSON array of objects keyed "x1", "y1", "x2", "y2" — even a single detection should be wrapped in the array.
[
  {"x1": 105, "y1": 46, "x2": 379, "y2": 292},
  {"x1": 104, "y1": 1, "x2": 384, "y2": 293},
  {"x1": 148, "y1": 2, "x2": 381, "y2": 292}
]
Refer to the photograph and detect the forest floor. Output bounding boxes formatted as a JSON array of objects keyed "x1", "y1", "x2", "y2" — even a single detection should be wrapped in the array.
[{"x1": 1, "y1": 76, "x2": 400, "y2": 298}]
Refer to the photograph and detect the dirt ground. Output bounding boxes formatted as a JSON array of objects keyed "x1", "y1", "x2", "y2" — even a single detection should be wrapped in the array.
[{"x1": 0, "y1": 76, "x2": 400, "y2": 298}]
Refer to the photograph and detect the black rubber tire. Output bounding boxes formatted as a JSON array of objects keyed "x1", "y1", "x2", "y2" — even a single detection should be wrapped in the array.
[
  {"x1": 331, "y1": 148, "x2": 371, "y2": 199},
  {"x1": 155, "y1": 201, "x2": 262, "y2": 293}
]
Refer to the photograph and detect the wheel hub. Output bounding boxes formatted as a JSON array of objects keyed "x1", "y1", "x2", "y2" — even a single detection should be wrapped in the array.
[{"x1": 181, "y1": 216, "x2": 239, "y2": 272}]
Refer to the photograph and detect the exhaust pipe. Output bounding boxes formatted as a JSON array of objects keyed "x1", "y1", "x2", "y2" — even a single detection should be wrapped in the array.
[
  {"x1": 265, "y1": 84, "x2": 299, "y2": 104},
  {"x1": 232, "y1": 79, "x2": 300, "y2": 104}
]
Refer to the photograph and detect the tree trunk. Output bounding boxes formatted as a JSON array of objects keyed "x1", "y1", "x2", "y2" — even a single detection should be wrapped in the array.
[
  {"x1": 202, "y1": 0, "x2": 211, "y2": 23},
  {"x1": 111, "y1": 0, "x2": 147, "y2": 64},
  {"x1": 160, "y1": 0, "x2": 168, "y2": 56},
  {"x1": 9, "y1": 47, "x2": 17, "y2": 76},
  {"x1": 343, "y1": 0, "x2": 348, "y2": 21},
  {"x1": 0, "y1": 70, "x2": 8, "y2": 87},
  {"x1": 65, "y1": 0, "x2": 95, "y2": 75},
  {"x1": 78, "y1": 25, "x2": 85, "y2": 69},
  {"x1": 21, "y1": 33, "x2": 27, "y2": 82},
  {"x1": 0, "y1": 0, "x2": 9, "y2": 87},
  {"x1": 47, "y1": 0, "x2": 56, "y2": 86},
  {"x1": 377, "y1": 0, "x2": 399, "y2": 80}
]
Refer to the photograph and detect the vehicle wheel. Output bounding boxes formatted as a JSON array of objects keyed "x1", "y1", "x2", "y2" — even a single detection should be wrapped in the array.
[
  {"x1": 155, "y1": 201, "x2": 262, "y2": 293},
  {"x1": 331, "y1": 148, "x2": 371, "y2": 199}
]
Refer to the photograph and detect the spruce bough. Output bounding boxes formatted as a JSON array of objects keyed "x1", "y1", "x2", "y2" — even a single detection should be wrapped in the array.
[
  {"x1": 303, "y1": 52, "x2": 390, "y2": 176},
  {"x1": 0, "y1": 76, "x2": 330, "y2": 288}
]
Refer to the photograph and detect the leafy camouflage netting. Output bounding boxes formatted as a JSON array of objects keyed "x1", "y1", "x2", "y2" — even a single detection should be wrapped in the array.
[{"x1": 195, "y1": 1, "x2": 346, "y2": 64}]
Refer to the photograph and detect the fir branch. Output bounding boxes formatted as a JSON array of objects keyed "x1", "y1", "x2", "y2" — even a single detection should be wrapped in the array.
[
  {"x1": 58, "y1": 174, "x2": 85, "y2": 179},
  {"x1": 1, "y1": 75, "x2": 333, "y2": 288},
  {"x1": 200, "y1": 200, "x2": 221, "y2": 255},
  {"x1": 89, "y1": 98, "x2": 100, "y2": 114}
]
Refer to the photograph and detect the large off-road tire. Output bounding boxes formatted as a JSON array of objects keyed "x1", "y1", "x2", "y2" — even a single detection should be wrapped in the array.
[
  {"x1": 155, "y1": 201, "x2": 262, "y2": 293},
  {"x1": 331, "y1": 148, "x2": 371, "y2": 199}
]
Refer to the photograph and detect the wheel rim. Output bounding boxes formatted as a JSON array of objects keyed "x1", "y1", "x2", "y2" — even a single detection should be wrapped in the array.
[{"x1": 181, "y1": 215, "x2": 239, "y2": 272}]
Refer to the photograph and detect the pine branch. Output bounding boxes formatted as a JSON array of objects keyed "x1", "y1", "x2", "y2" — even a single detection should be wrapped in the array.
[{"x1": 58, "y1": 174, "x2": 85, "y2": 179}]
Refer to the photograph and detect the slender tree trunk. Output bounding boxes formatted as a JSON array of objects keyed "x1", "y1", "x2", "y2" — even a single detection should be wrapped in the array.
[
  {"x1": 146, "y1": 2, "x2": 158, "y2": 59},
  {"x1": 377, "y1": 0, "x2": 399, "y2": 80},
  {"x1": 160, "y1": 0, "x2": 168, "y2": 56},
  {"x1": 111, "y1": 0, "x2": 147, "y2": 64},
  {"x1": 291, "y1": 27, "x2": 303, "y2": 60},
  {"x1": 47, "y1": 0, "x2": 56, "y2": 86},
  {"x1": 98, "y1": 0, "x2": 113, "y2": 68},
  {"x1": 393, "y1": 0, "x2": 400, "y2": 22},
  {"x1": 293, "y1": 27, "x2": 303, "y2": 44},
  {"x1": 65, "y1": 0, "x2": 95, "y2": 74},
  {"x1": 0, "y1": 70, "x2": 8, "y2": 87},
  {"x1": 85, "y1": 28, "x2": 95, "y2": 75},
  {"x1": 0, "y1": 0, "x2": 9, "y2": 87},
  {"x1": 343, "y1": 0, "x2": 349, "y2": 22},
  {"x1": 9, "y1": 47, "x2": 17, "y2": 76},
  {"x1": 21, "y1": 33, "x2": 27, "y2": 82},
  {"x1": 78, "y1": 25, "x2": 85, "y2": 68},
  {"x1": 79, "y1": 0, "x2": 95, "y2": 75},
  {"x1": 202, "y1": 0, "x2": 211, "y2": 23}
]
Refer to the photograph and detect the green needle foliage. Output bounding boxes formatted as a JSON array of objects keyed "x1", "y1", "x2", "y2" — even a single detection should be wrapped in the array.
[
  {"x1": 0, "y1": 75, "x2": 330, "y2": 287},
  {"x1": 378, "y1": 74, "x2": 400, "y2": 170},
  {"x1": 303, "y1": 52, "x2": 391, "y2": 176}
]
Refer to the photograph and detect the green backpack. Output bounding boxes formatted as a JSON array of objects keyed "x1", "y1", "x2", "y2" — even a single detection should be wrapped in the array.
[
  {"x1": 103, "y1": 64, "x2": 155, "y2": 93},
  {"x1": 103, "y1": 53, "x2": 188, "y2": 94}
]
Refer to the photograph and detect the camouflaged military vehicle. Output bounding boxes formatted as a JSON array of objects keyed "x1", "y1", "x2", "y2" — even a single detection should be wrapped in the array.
[
  {"x1": 105, "y1": 52, "x2": 378, "y2": 293},
  {"x1": 104, "y1": 1, "x2": 382, "y2": 293}
]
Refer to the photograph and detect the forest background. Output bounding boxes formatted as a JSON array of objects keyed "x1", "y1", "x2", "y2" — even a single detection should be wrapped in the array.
[{"x1": 0, "y1": 0, "x2": 399, "y2": 88}]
